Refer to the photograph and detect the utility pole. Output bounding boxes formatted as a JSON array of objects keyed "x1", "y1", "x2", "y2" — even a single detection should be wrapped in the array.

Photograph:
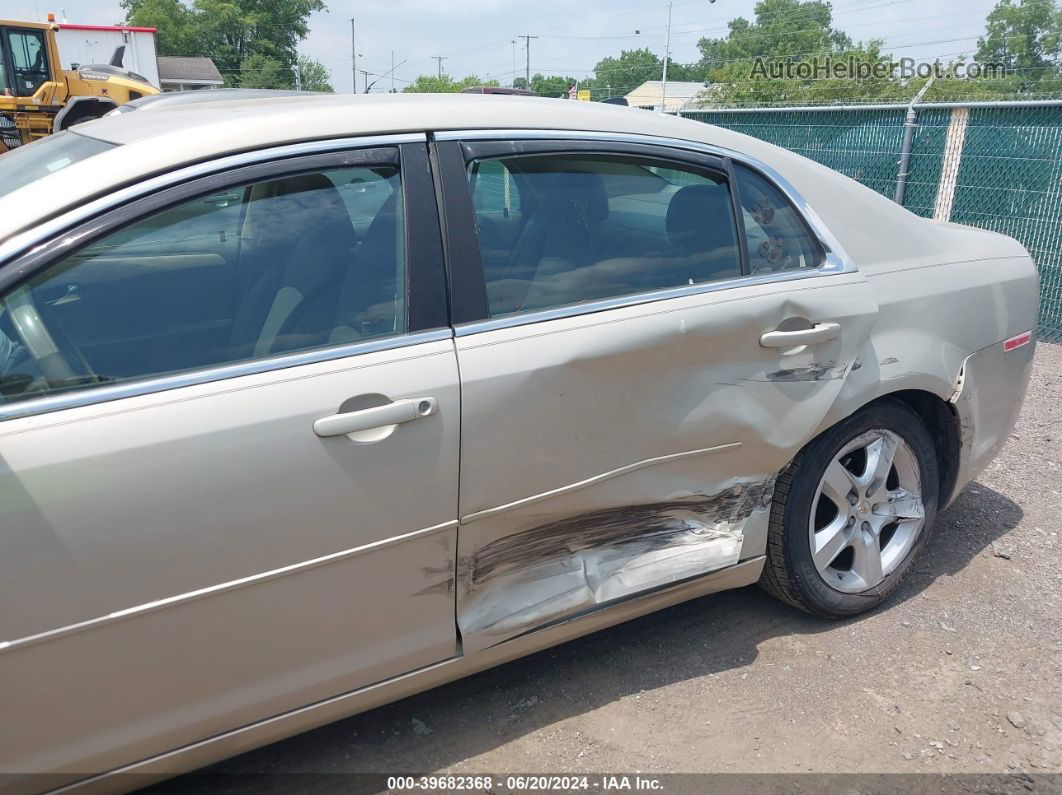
[
  {"x1": 359, "y1": 69, "x2": 372, "y2": 92},
  {"x1": 350, "y1": 18, "x2": 357, "y2": 93},
  {"x1": 293, "y1": 62, "x2": 302, "y2": 91},
  {"x1": 432, "y1": 55, "x2": 447, "y2": 78},
  {"x1": 518, "y1": 35, "x2": 538, "y2": 87},
  {"x1": 391, "y1": 50, "x2": 395, "y2": 93},
  {"x1": 661, "y1": 0, "x2": 672, "y2": 112},
  {"x1": 511, "y1": 40, "x2": 517, "y2": 86}
]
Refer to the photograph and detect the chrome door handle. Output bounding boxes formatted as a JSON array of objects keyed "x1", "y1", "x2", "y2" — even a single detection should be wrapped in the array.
[
  {"x1": 760, "y1": 322, "x2": 841, "y2": 348},
  {"x1": 313, "y1": 397, "x2": 437, "y2": 438}
]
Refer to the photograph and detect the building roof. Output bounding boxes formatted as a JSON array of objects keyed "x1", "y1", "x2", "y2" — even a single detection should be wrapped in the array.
[
  {"x1": 623, "y1": 81, "x2": 708, "y2": 112},
  {"x1": 157, "y1": 56, "x2": 223, "y2": 85},
  {"x1": 58, "y1": 23, "x2": 157, "y2": 33}
]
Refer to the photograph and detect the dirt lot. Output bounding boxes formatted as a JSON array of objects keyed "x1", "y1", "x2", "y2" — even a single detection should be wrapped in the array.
[{"x1": 162, "y1": 344, "x2": 1062, "y2": 789}]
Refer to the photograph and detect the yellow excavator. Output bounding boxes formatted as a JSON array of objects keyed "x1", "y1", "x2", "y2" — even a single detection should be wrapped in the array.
[{"x1": 0, "y1": 18, "x2": 159, "y2": 153}]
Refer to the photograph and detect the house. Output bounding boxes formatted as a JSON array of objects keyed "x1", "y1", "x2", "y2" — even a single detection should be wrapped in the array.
[
  {"x1": 623, "y1": 80, "x2": 709, "y2": 112},
  {"x1": 157, "y1": 56, "x2": 224, "y2": 91}
]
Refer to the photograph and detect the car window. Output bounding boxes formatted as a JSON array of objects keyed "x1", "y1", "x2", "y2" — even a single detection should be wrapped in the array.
[
  {"x1": 467, "y1": 153, "x2": 742, "y2": 318},
  {"x1": 470, "y1": 159, "x2": 521, "y2": 215},
  {"x1": 0, "y1": 163, "x2": 406, "y2": 406},
  {"x1": 0, "y1": 131, "x2": 115, "y2": 200},
  {"x1": 6, "y1": 28, "x2": 49, "y2": 96},
  {"x1": 734, "y1": 164, "x2": 822, "y2": 274},
  {"x1": 324, "y1": 167, "x2": 396, "y2": 227}
]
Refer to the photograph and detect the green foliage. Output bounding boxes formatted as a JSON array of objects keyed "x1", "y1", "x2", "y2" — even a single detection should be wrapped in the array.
[
  {"x1": 121, "y1": 0, "x2": 198, "y2": 56},
  {"x1": 695, "y1": 0, "x2": 897, "y2": 105},
  {"x1": 589, "y1": 48, "x2": 663, "y2": 97},
  {"x1": 298, "y1": 56, "x2": 333, "y2": 92},
  {"x1": 238, "y1": 54, "x2": 290, "y2": 89},
  {"x1": 123, "y1": 0, "x2": 325, "y2": 85},
  {"x1": 976, "y1": 0, "x2": 1062, "y2": 90},
  {"x1": 402, "y1": 74, "x2": 499, "y2": 93},
  {"x1": 530, "y1": 73, "x2": 581, "y2": 98}
]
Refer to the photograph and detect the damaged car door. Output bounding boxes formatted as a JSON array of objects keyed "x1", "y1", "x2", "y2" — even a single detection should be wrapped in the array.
[{"x1": 436, "y1": 134, "x2": 879, "y2": 653}]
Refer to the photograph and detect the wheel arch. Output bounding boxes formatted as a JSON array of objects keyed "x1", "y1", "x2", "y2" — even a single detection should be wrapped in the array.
[
  {"x1": 860, "y1": 389, "x2": 961, "y2": 510},
  {"x1": 54, "y1": 97, "x2": 119, "y2": 131}
]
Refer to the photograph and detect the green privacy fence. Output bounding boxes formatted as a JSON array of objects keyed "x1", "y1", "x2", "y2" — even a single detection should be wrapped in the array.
[{"x1": 681, "y1": 103, "x2": 1062, "y2": 343}]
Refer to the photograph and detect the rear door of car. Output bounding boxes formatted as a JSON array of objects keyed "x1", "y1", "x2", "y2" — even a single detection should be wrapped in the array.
[
  {"x1": 0, "y1": 136, "x2": 458, "y2": 781},
  {"x1": 434, "y1": 132, "x2": 879, "y2": 653}
]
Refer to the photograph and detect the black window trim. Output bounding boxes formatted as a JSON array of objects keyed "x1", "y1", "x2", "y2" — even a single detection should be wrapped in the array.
[
  {"x1": 434, "y1": 129, "x2": 854, "y2": 337},
  {"x1": 0, "y1": 139, "x2": 450, "y2": 422}
]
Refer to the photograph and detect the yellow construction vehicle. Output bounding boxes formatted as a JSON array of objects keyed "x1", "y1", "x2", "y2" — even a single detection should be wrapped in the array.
[{"x1": 0, "y1": 17, "x2": 159, "y2": 153}]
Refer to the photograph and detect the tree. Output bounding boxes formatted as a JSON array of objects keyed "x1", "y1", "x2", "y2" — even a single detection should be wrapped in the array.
[
  {"x1": 529, "y1": 73, "x2": 582, "y2": 98},
  {"x1": 402, "y1": 74, "x2": 499, "y2": 93},
  {"x1": 238, "y1": 54, "x2": 290, "y2": 89},
  {"x1": 298, "y1": 56, "x2": 333, "y2": 92},
  {"x1": 121, "y1": 0, "x2": 198, "y2": 56},
  {"x1": 976, "y1": 0, "x2": 1062, "y2": 90},
  {"x1": 589, "y1": 48, "x2": 664, "y2": 97},
  {"x1": 695, "y1": 0, "x2": 897, "y2": 105},
  {"x1": 123, "y1": 0, "x2": 325, "y2": 84}
]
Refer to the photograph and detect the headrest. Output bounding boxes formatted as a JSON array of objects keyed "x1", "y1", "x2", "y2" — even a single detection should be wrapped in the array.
[{"x1": 666, "y1": 184, "x2": 736, "y2": 253}]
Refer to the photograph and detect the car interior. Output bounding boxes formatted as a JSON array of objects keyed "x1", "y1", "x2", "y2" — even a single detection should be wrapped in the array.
[
  {"x1": 469, "y1": 154, "x2": 821, "y2": 317},
  {"x1": 0, "y1": 165, "x2": 406, "y2": 403}
]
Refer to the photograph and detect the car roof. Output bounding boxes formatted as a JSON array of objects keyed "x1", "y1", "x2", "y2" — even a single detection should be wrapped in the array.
[
  {"x1": 114, "y1": 88, "x2": 311, "y2": 113},
  {"x1": 83, "y1": 93, "x2": 709, "y2": 146},
  {"x1": 3, "y1": 92, "x2": 1011, "y2": 269},
  {"x1": 3, "y1": 94, "x2": 757, "y2": 239}
]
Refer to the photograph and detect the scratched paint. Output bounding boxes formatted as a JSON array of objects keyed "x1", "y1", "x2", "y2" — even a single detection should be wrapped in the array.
[
  {"x1": 457, "y1": 478, "x2": 774, "y2": 651},
  {"x1": 763, "y1": 361, "x2": 850, "y2": 382}
]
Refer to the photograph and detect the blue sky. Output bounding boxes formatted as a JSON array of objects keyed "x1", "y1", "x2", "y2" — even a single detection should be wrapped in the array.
[{"x1": 7, "y1": 0, "x2": 1000, "y2": 94}]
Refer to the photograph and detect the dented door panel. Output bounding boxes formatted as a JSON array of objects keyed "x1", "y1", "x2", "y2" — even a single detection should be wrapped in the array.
[{"x1": 455, "y1": 276, "x2": 879, "y2": 652}]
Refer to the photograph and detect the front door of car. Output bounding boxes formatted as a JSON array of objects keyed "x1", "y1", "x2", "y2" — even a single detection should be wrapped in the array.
[
  {"x1": 436, "y1": 136, "x2": 879, "y2": 653},
  {"x1": 0, "y1": 141, "x2": 459, "y2": 780}
]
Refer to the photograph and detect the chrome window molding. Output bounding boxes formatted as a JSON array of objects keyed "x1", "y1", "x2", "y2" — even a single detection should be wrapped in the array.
[
  {"x1": 434, "y1": 128, "x2": 857, "y2": 338},
  {"x1": 0, "y1": 132, "x2": 427, "y2": 266},
  {"x1": 0, "y1": 328, "x2": 453, "y2": 423},
  {"x1": 455, "y1": 269, "x2": 860, "y2": 337},
  {"x1": 435, "y1": 128, "x2": 855, "y2": 274}
]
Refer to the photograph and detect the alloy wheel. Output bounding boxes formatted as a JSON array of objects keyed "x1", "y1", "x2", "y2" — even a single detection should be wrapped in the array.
[{"x1": 808, "y1": 429, "x2": 926, "y2": 593}]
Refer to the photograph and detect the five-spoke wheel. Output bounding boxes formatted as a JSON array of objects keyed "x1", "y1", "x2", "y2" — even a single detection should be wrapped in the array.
[{"x1": 760, "y1": 400, "x2": 940, "y2": 617}]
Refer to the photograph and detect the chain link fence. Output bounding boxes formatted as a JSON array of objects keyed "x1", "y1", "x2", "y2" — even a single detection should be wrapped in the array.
[{"x1": 681, "y1": 103, "x2": 1062, "y2": 343}]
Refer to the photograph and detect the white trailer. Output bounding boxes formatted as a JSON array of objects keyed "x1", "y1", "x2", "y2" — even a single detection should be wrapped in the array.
[{"x1": 55, "y1": 23, "x2": 160, "y2": 89}]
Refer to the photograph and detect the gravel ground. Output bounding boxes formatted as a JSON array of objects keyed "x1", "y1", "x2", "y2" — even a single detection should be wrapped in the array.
[{"x1": 159, "y1": 344, "x2": 1062, "y2": 789}]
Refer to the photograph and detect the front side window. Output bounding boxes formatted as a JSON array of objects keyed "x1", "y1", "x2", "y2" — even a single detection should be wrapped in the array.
[
  {"x1": 0, "y1": 131, "x2": 115, "y2": 200},
  {"x1": 6, "y1": 28, "x2": 49, "y2": 96},
  {"x1": 0, "y1": 162, "x2": 406, "y2": 406},
  {"x1": 468, "y1": 154, "x2": 741, "y2": 317}
]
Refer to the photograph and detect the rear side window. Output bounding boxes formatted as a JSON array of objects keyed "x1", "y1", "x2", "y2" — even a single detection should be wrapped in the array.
[
  {"x1": 467, "y1": 153, "x2": 741, "y2": 317},
  {"x1": 0, "y1": 162, "x2": 406, "y2": 406},
  {"x1": 734, "y1": 164, "x2": 822, "y2": 273}
]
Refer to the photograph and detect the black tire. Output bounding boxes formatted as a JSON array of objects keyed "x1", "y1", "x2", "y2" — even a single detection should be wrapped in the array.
[{"x1": 759, "y1": 400, "x2": 940, "y2": 618}]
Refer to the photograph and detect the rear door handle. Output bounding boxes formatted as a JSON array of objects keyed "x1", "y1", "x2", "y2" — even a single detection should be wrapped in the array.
[
  {"x1": 313, "y1": 397, "x2": 437, "y2": 438},
  {"x1": 760, "y1": 322, "x2": 841, "y2": 348}
]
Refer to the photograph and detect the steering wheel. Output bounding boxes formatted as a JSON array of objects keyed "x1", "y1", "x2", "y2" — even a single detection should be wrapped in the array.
[{"x1": 5, "y1": 287, "x2": 95, "y2": 387}]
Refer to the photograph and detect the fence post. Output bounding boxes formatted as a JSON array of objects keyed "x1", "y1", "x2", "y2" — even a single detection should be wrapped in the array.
[{"x1": 894, "y1": 79, "x2": 935, "y2": 205}]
